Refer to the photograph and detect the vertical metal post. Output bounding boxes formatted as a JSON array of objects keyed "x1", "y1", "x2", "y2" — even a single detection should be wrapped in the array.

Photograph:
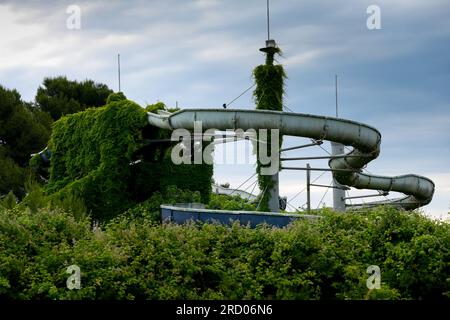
[
  {"x1": 267, "y1": 172, "x2": 279, "y2": 212},
  {"x1": 118, "y1": 53, "x2": 121, "y2": 92},
  {"x1": 331, "y1": 142, "x2": 346, "y2": 211},
  {"x1": 257, "y1": 0, "x2": 280, "y2": 213},
  {"x1": 335, "y1": 74, "x2": 338, "y2": 117},
  {"x1": 266, "y1": 0, "x2": 270, "y2": 40},
  {"x1": 306, "y1": 163, "x2": 311, "y2": 213},
  {"x1": 332, "y1": 74, "x2": 346, "y2": 212}
]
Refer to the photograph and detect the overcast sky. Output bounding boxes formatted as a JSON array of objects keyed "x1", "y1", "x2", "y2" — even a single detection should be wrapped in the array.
[{"x1": 1, "y1": 0, "x2": 449, "y2": 219}]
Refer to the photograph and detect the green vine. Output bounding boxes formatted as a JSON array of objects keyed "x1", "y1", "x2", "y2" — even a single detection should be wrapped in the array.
[
  {"x1": 253, "y1": 46, "x2": 286, "y2": 211},
  {"x1": 45, "y1": 95, "x2": 213, "y2": 221},
  {"x1": 47, "y1": 94, "x2": 148, "y2": 220}
]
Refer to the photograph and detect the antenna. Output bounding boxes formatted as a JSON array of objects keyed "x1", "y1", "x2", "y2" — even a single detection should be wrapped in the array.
[
  {"x1": 118, "y1": 53, "x2": 121, "y2": 92},
  {"x1": 335, "y1": 74, "x2": 338, "y2": 117},
  {"x1": 260, "y1": 0, "x2": 277, "y2": 62},
  {"x1": 266, "y1": 0, "x2": 270, "y2": 41}
]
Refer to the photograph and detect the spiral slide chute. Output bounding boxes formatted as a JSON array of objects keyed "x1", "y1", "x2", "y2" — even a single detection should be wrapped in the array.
[{"x1": 148, "y1": 109, "x2": 434, "y2": 210}]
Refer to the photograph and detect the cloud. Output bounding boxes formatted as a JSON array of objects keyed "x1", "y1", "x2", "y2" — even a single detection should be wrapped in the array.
[{"x1": 284, "y1": 49, "x2": 327, "y2": 68}]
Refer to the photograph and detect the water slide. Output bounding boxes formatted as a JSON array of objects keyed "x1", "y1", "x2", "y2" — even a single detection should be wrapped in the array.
[{"x1": 148, "y1": 108, "x2": 435, "y2": 210}]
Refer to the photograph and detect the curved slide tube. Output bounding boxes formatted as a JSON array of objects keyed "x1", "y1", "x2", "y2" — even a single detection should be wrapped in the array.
[{"x1": 148, "y1": 109, "x2": 434, "y2": 210}]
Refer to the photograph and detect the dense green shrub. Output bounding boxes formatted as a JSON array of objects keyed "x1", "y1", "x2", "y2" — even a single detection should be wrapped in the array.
[
  {"x1": 0, "y1": 191, "x2": 17, "y2": 210},
  {"x1": 207, "y1": 194, "x2": 256, "y2": 211},
  {"x1": 1, "y1": 203, "x2": 448, "y2": 300},
  {"x1": 123, "y1": 185, "x2": 201, "y2": 223},
  {"x1": 0, "y1": 154, "x2": 28, "y2": 197}
]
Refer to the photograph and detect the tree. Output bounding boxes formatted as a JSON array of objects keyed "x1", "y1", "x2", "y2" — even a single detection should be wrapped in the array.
[
  {"x1": 0, "y1": 152, "x2": 26, "y2": 196},
  {"x1": 1, "y1": 76, "x2": 113, "y2": 198},
  {"x1": 35, "y1": 76, "x2": 113, "y2": 121},
  {"x1": 0, "y1": 85, "x2": 51, "y2": 196}
]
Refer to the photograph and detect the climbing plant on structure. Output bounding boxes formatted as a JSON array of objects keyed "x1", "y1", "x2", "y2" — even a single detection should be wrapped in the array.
[
  {"x1": 39, "y1": 93, "x2": 213, "y2": 221},
  {"x1": 253, "y1": 43, "x2": 286, "y2": 211}
]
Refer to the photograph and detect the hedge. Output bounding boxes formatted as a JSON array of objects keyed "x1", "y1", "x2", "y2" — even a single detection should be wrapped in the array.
[{"x1": 1, "y1": 201, "x2": 448, "y2": 300}]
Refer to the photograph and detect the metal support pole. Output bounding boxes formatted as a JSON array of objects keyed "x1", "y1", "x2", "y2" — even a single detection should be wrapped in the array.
[
  {"x1": 118, "y1": 53, "x2": 121, "y2": 92},
  {"x1": 342, "y1": 192, "x2": 388, "y2": 200},
  {"x1": 310, "y1": 183, "x2": 350, "y2": 190},
  {"x1": 281, "y1": 154, "x2": 367, "y2": 161},
  {"x1": 331, "y1": 142, "x2": 346, "y2": 211},
  {"x1": 280, "y1": 141, "x2": 322, "y2": 152},
  {"x1": 306, "y1": 163, "x2": 311, "y2": 213},
  {"x1": 267, "y1": 172, "x2": 279, "y2": 212},
  {"x1": 281, "y1": 166, "x2": 356, "y2": 172},
  {"x1": 335, "y1": 75, "x2": 338, "y2": 117},
  {"x1": 266, "y1": 0, "x2": 270, "y2": 41}
]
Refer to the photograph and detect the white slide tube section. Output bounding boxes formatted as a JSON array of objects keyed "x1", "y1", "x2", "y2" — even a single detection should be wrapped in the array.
[{"x1": 148, "y1": 109, "x2": 434, "y2": 210}]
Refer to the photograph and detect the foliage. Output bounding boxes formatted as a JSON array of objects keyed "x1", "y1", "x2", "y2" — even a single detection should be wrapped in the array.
[
  {"x1": 0, "y1": 85, "x2": 51, "y2": 197},
  {"x1": 29, "y1": 153, "x2": 45, "y2": 172},
  {"x1": 45, "y1": 95, "x2": 212, "y2": 220},
  {"x1": 50, "y1": 190, "x2": 88, "y2": 222},
  {"x1": 1, "y1": 203, "x2": 448, "y2": 300},
  {"x1": 131, "y1": 101, "x2": 212, "y2": 204},
  {"x1": 145, "y1": 101, "x2": 167, "y2": 113},
  {"x1": 106, "y1": 91, "x2": 127, "y2": 104},
  {"x1": 0, "y1": 191, "x2": 17, "y2": 210},
  {"x1": 35, "y1": 76, "x2": 113, "y2": 121},
  {"x1": 252, "y1": 47, "x2": 286, "y2": 211},
  {"x1": 46, "y1": 94, "x2": 149, "y2": 220},
  {"x1": 1, "y1": 77, "x2": 112, "y2": 199},
  {"x1": 29, "y1": 152, "x2": 50, "y2": 182},
  {"x1": 123, "y1": 185, "x2": 201, "y2": 224},
  {"x1": 207, "y1": 193, "x2": 256, "y2": 211},
  {"x1": 129, "y1": 151, "x2": 213, "y2": 205},
  {"x1": 0, "y1": 153, "x2": 28, "y2": 197},
  {"x1": 2, "y1": 78, "x2": 211, "y2": 220},
  {"x1": 21, "y1": 179, "x2": 48, "y2": 213},
  {"x1": 0, "y1": 86, "x2": 51, "y2": 166},
  {"x1": 253, "y1": 67, "x2": 285, "y2": 112},
  {"x1": 0, "y1": 205, "x2": 92, "y2": 299}
]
